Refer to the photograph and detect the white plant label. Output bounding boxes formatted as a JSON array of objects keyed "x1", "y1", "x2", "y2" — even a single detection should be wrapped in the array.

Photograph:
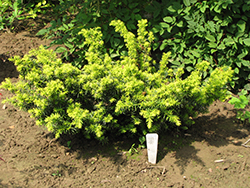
[{"x1": 146, "y1": 133, "x2": 158, "y2": 164}]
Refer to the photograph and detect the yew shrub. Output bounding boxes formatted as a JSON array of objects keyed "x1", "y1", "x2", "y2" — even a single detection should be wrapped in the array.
[{"x1": 1, "y1": 19, "x2": 233, "y2": 142}]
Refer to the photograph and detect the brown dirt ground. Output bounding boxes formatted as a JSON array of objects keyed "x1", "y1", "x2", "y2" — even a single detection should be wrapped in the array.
[{"x1": 1, "y1": 21, "x2": 250, "y2": 188}]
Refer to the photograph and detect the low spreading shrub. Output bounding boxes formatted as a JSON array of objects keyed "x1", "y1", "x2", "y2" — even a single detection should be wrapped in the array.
[{"x1": 0, "y1": 19, "x2": 233, "y2": 142}]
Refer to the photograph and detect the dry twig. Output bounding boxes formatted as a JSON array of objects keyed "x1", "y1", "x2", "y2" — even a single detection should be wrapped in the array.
[
  {"x1": 242, "y1": 138, "x2": 250, "y2": 148},
  {"x1": 241, "y1": 157, "x2": 247, "y2": 171}
]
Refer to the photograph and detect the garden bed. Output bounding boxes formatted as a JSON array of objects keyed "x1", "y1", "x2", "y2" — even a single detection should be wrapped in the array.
[{"x1": 1, "y1": 24, "x2": 250, "y2": 188}]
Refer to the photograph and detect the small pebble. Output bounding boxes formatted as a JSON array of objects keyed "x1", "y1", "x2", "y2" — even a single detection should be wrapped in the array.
[
  {"x1": 232, "y1": 140, "x2": 239, "y2": 144},
  {"x1": 37, "y1": 154, "x2": 45, "y2": 158},
  {"x1": 117, "y1": 152, "x2": 126, "y2": 155},
  {"x1": 51, "y1": 154, "x2": 58, "y2": 158}
]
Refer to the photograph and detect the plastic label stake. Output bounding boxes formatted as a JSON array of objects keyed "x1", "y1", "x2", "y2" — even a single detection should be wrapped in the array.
[{"x1": 146, "y1": 133, "x2": 158, "y2": 164}]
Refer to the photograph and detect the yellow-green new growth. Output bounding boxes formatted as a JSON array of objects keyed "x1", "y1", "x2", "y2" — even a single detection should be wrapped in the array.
[{"x1": 1, "y1": 20, "x2": 234, "y2": 142}]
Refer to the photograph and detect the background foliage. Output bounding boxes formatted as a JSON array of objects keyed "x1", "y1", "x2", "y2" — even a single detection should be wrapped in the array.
[
  {"x1": 229, "y1": 89, "x2": 250, "y2": 123},
  {"x1": 0, "y1": 0, "x2": 51, "y2": 31},
  {"x1": 156, "y1": 0, "x2": 250, "y2": 92},
  {"x1": 34, "y1": 0, "x2": 250, "y2": 92}
]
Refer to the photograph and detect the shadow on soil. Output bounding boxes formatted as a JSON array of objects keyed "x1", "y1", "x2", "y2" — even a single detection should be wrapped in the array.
[
  {"x1": 168, "y1": 103, "x2": 250, "y2": 175},
  {"x1": 45, "y1": 102, "x2": 249, "y2": 174},
  {"x1": 0, "y1": 55, "x2": 19, "y2": 83}
]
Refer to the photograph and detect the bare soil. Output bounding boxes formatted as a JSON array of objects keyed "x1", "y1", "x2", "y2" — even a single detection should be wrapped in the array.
[{"x1": 1, "y1": 23, "x2": 250, "y2": 188}]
